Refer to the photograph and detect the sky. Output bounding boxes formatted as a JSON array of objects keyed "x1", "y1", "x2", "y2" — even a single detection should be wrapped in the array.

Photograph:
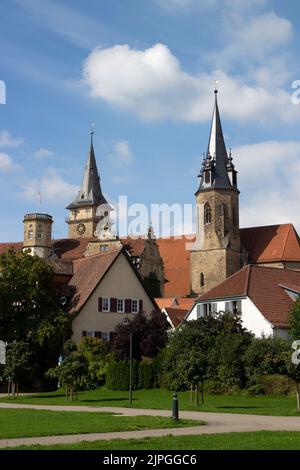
[{"x1": 1, "y1": 0, "x2": 300, "y2": 241}]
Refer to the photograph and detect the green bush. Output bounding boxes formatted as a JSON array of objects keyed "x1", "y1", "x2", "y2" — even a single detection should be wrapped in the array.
[{"x1": 106, "y1": 359, "x2": 157, "y2": 390}]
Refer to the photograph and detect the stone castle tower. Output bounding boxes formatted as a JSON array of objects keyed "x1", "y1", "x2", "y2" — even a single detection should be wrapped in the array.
[
  {"x1": 23, "y1": 213, "x2": 53, "y2": 258},
  {"x1": 66, "y1": 131, "x2": 112, "y2": 239},
  {"x1": 190, "y1": 90, "x2": 245, "y2": 295}
]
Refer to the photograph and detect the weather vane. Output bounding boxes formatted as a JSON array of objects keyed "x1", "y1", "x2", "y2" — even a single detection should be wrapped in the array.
[
  {"x1": 91, "y1": 122, "x2": 95, "y2": 135},
  {"x1": 214, "y1": 79, "x2": 220, "y2": 93}
]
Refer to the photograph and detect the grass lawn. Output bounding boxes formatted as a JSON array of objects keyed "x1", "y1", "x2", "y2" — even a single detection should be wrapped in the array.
[
  {"x1": 0, "y1": 409, "x2": 203, "y2": 439},
  {"x1": 1, "y1": 388, "x2": 299, "y2": 416},
  {"x1": 7, "y1": 431, "x2": 300, "y2": 450}
]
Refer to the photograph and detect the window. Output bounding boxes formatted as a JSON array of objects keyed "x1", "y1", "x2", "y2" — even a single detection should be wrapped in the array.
[
  {"x1": 100, "y1": 245, "x2": 109, "y2": 253},
  {"x1": 102, "y1": 298, "x2": 110, "y2": 312},
  {"x1": 37, "y1": 230, "x2": 43, "y2": 240},
  {"x1": 204, "y1": 204, "x2": 211, "y2": 224},
  {"x1": 28, "y1": 230, "x2": 34, "y2": 240},
  {"x1": 196, "y1": 304, "x2": 204, "y2": 319},
  {"x1": 233, "y1": 172, "x2": 237, "y2": 186},
  {"x1": 205, "y1": 171, "x2": 210, "y2": 184},
  {"x1": 200, "y1": 273, "x2": 205, "y2": 287},
  {"x1": 86, "y1": 331, "x2": 95, "y2": 337},
  {"x1": 203, "y1": 303, "x2": 217, "y2": 315},
  {"x1": 132, "y1": 300, "x2": 138, "y2": 313},
  {"x1": 117, "y1": 299, "x2": 124, "y2": 313},
  {"x1": 101, "y1": 332, "x2": 110, "y2": 341}
]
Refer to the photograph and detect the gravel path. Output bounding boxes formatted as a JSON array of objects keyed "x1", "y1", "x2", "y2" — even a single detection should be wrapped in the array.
[{"x1": 0, "y1": 402, "x2": 300, "y2": 448}]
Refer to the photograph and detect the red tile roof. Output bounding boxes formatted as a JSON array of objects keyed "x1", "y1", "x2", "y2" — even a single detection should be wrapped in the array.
[
  {"x1": 200, "y1": 265, "x2": 300, "y2": 328},
  {"x1": 156, "y1": 236, "x2": 195, "y2": 297},
  {"x1": 155, "y1": 297, "x2": 177, "y2": 309},
  {"x1": 240, "y1": 224, "x2": 300, "y2": 263},
  {"x1": 121, "y1": 237, "x2": 146, "y2": 257},
  {"x1": 0, "y1": 242, "x2": 23, "y2": 255},
  {"x1": 164, "y1": 307, "x2": 189, "y2": 328},
  {"x1": 68, "y1": 249, "x2": 121, "y2": 314}
]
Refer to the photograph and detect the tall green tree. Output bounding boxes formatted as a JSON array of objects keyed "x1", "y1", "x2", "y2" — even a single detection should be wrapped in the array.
[
  {"x1": 288, "y1": 297, "x2": 300, "y2": 410},
  {"x1": 0, "y1": 249, "x2": 72, "y2": 390}
]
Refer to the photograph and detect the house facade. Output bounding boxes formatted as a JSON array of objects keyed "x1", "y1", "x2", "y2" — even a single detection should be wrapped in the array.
[{"x1": 186, "y1": 265, "x2": 300, "y2": 338}]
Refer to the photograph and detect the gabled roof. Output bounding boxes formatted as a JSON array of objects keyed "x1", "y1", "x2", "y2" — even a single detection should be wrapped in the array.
[
  {"x1": 200, "y1": 265, "x2": 300, "y2": 328},
  {"x1": 240, "y1": 224, "x2": 300, "y2": 263},
  {"x1": 164, "y1": 307, "x2": 189, "y2": 328},
  {"x1": 68, "y1": 249, "x2": 121, "y2": 313}
]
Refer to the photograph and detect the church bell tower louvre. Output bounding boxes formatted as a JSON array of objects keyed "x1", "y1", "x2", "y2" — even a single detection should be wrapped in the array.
[{"x1": 190, "y1": 89, "x2": 246, "y2": 295}]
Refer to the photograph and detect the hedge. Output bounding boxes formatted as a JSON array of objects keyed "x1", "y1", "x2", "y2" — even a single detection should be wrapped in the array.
[{"x1": 106, "y1": 359, "x2": 158, "y2": 390}]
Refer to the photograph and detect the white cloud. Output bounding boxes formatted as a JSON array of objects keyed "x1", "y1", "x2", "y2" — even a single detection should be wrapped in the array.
[
  {"x1": 0, "y1": 130, "x2": 24, "y2": 148},
  {"x1": 114, "y1": 141, "x2": 133, "y2": 165},
  {"x1": 83, "y1": 43, "x2": 300, "y2": 124},
  {"x1": 0, "y1": 153, "x2": 15, "y2": 172},
  {"x1": 34, "y1": 148, "x2": 54, "y2": 159},
  {"x1": 233, "y1": 141, "x2": 300, "y2": 232},
  {"x1": 211, "y1": 12, "x2": 293, "y2": 73},
  {"x1": 21, "y1": 170, "x2": 78, "y2": 203}
]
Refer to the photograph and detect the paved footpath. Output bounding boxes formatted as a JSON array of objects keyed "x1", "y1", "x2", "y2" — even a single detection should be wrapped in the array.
[{"x1": 0, "y1": 402, "x2": 300, "y2": 448}]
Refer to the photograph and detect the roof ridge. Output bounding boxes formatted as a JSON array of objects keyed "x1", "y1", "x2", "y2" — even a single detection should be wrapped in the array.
[
  {"x1": 244, "y1": 264, "x2": 252, "y2": 295},
  {"x1": 281, "y1": 223, "x2": 292, "y2": 259}
]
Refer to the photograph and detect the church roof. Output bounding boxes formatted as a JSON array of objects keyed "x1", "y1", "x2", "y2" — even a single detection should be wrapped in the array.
[
  {"x1": 197, "y1": 91, "x2": 234, "y2": 193},
  {"x1": 199, "y1": 264, "x2": 300, "y2": 328},
  {"x1": 66, "y1": 133, "x2": 108, "y2": 210},
  {"x1": 240, "y1": 224, "x2": 300, "y2": 263}
]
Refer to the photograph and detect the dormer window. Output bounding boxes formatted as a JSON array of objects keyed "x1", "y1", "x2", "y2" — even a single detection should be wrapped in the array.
[
  {"x1": 204, "y1": 204, "x2": 212, "y2": 224},
  {"x1": 205, "y1": 171, "x2": 210, "y2": 184}
]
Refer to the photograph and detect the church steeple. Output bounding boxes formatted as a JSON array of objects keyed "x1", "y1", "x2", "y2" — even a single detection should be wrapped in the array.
[
  {"x1": 66, "y1": 130, "x2": 108, "y2": 210},
  {"x1": 190, "y1": 89, "x2": 243, "y2": 295},
  {"x1": 66, "y1": 130, "x2": 110, "y2": 239},
  {"x1": 197, "y1": 90, "x2": 237, "y2": 193}
]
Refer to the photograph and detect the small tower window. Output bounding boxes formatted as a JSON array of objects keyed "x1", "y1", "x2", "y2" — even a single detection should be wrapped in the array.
[
  {"x1": 200, "y1": 273, "x2": 205, "y2": 287},
  {"x1": 37, "y1": 230, "x2": 43, "y2": 240},
  {"x1": 28, "y1": 230, "x2": 34, "y2": 240},
  {"x1": 204, "y1": 171, "x2": 210, "y2": 184},
  {"x1": 204, "y1": 204, "x2": 212, "y2": 224}
]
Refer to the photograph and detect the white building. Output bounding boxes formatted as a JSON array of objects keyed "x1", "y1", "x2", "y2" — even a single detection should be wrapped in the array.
[{"x1": 186, "y1": 265, "x2": 300, "y2": 339}]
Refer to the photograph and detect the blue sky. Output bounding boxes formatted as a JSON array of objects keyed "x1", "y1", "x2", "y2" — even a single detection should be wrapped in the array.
[{"x1": 1, "y1": 0, "x2": 300, "y2": 241}]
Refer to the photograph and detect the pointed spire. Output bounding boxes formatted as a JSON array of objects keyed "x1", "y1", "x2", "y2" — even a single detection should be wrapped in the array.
[
  {"x1": 66, "y1": 128, "x2": 108, "y2": 210},
  {"x1": 196, "y1": 90, "x2": 236, "y2": 193}
]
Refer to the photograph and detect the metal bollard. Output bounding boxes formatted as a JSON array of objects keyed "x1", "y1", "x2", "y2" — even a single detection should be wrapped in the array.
[{"x1": 172, "y1": 392, "x2": 179, "y2": 420}]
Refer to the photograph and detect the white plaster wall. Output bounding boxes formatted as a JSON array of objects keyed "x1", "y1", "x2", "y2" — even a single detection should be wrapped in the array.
[{"x1": 187, "y1": 297, "x2": 274, "y2": 337}]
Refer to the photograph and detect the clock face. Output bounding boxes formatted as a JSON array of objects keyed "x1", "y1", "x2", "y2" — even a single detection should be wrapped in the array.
[{"x1": 77, "y1": 223, "x2": 86, "y2": 235}]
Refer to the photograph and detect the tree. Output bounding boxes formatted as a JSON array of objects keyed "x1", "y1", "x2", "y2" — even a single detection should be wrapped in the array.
[
  {"x1": 111, "y1": 311, "x2": 170, "y2": 361},
  {"x1": 161, "y1": 311, "x2": 253, "y2": 398},
  {"x1": 2, "y1": 341, "x2": 31, "y2": 397},
  {"x1": 243, "y1": 336, "x2": 289, "y2": 386},
  {"x1": 0, "y1": 249, "x2": 72, "y2": 390},
  {"x1": 287, "y1": 297, "x2": 300, "y2": 410},
  {"x1": 78, "y1": 336, "x2": 109, "y2": 388},
  {"x1": 46, "y1": 343, "x2": 88, "y2": 401}
]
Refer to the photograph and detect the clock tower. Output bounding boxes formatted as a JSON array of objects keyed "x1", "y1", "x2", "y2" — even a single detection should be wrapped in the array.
[{"x1": 66, "y1": 131, "x2": 112, "y2": 239}]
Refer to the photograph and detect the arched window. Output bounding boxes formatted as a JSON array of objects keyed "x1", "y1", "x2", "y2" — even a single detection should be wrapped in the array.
[
  {"x1": 200, "y1": 272, "x2": 205, "y2": 287},
  {"x1": 204, "y1": 203, "x2": 212, "y2": 224}
]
